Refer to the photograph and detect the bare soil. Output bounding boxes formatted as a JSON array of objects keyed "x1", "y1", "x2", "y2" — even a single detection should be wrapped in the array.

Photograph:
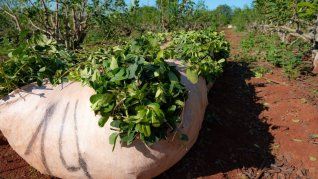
[{"x1": 1, "y1": 29, "x2": 318, "y2": 179}]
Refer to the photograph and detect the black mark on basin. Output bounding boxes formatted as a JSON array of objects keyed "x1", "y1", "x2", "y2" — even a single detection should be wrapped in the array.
[
  {"x1": 25, "y1": 100, "x2": 92, "y2": 179},
  {"x1": 59, "y1": 102, "x2": 80, "y2": 172},
  {"x1": 24, "y1": 104, "x2": 56, "y2": 175},
  {"x1": 73, "y1": 100, "x2": 92, "y2": 179}
]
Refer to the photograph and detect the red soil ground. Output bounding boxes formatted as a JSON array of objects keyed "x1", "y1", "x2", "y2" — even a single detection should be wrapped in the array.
[{"x1": 1, "y1": 29, "x2": 317, "y2": 179}]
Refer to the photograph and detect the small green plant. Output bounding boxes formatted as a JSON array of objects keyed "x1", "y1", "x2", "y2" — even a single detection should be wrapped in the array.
[
  {"x1": 166, "y1": 28, "x2": 230, "y2": 83},
  {"x1": 239, "y1": 32, "x2": 311, "y2": 79},
  {"x1": 252, "y1": 66, "x2": 271, "y2": 78},
  {"x1": 312, "y1": 90, "x2": 318, "y2": 97}
]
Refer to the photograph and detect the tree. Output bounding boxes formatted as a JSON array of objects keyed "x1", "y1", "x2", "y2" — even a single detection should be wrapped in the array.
[
  {"x1": 232, "y1": 6, "x2": 257, "y2": 31},
  {"x1": 196, "y1": 0, "x2": 207, "y2": 10},
  {"x1": 213, "y1": 5, "x2": 233, "y2": 26},
  {"x1": 0, "y1": 9, "x2": 18, "y2": 39},
  {"x1": 0, "y1": 0, "x2": 108, "y2": 49}
]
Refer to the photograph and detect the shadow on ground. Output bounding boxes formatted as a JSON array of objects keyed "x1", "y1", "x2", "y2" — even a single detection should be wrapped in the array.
[
  {"x1": 0, "y1": 133, "x2": 8, "y2": 146},
  {"x1": 158, "y1": 61, "x2": 275, "y2": 178}
]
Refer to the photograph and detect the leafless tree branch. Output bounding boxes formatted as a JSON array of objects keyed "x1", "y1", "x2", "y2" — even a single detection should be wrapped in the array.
[{"x1": 1, "y1": 5, "x2": 22, "y2": 32}]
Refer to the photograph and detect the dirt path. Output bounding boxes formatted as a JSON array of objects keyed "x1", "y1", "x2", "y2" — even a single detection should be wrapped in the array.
[
  {"x1": 1, "y1": 29, "x2": 318, "y2": 179},
  {"x1": 159, "y1": 29, "x2": 318, "y2": 178}
]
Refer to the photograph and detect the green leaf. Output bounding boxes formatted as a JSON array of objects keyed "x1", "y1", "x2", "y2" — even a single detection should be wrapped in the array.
[
  {"x1": 111, "y1": 68, "x2": 126, "y2": 81},
  {"x1": 109, "y1": 132, "x2": 119, "y2": 151},
  {"x1": 218, "y1": 59, "x2": 225, "y2": 63},
  {"x1": 155, "y1": 88, "x2": 163, "y2": 98},
  {"x1": 109, "y1": 132, "x2": 119, "y2": 145},
  {"x1": 148, "y1": 103, "x2": 164, "y2": 118},
  {"x1": 113, "y1": 46, "x2": 122, "y2": 52},
  {"x1": 122, "y1": 131, "x2": 136, "y2": 145},
  {"x1": 168, "y1": 72, "x2": 178, "y2": 82},
  {"x1": 90, "y1": 94, "x2": 103, "y2": 104},
  {"x1": 90, "y1": 94, "x2": 114, "y2": 111},
  {"x1": 102, "y1": 103, "x2": 114, "y2": 114},
  {"x1": 8, "y1": 52, "x2": 13, "y2": 58},
  {"x1": 175, "y1": 100, "x2": 185, "y2": 107},
  {"x1": 110, "y1": 56, "x2": 118, "y2": 70},
  {"x1": 186, "y1": 69, "x2": 198, "y2": 84},
  {"x1": 92, "y1": 70, "x2": 99, "y2": 82},
  {"x1": 136, "y1": 124, "x2": 151, "y2": 137},
  {"x1": 168, "y1": 105, "x2": 177, "y2": 112},
  {"x1": 127, "y1": 63, "x2": 138, "y2": 79},
  {"x1": 151, "y1": 112, "x2": 161, "y2": 127},
  {"x1": 147, "y1": 103, "x2": 160, "y2": 111},
  {"x1": 98, "y1": 116, "x2": 110, "y2": 127},
  {"x1": 133, "y1": 108, "x2": 148, "y2": 123},
  {"x1": 154, "y1": 71, "x2": 160, "y2": 77},
  {"x1": 144, "y1": 124, "x2": 151, "y2": 137},
  {"x1": 110, "y1": 120, "x2": 122, "y2": 128},
  {"x1": 39, "y1": 67, "x2": 46, "y2": 72},
  {"x1": 157, "y1": 50, "x2": 164, "y2": 59}
]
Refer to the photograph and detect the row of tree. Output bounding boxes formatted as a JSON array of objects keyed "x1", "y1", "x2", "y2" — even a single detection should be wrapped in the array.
[
  {"x1": 254, "y1": 0, "x2": 318, "y2": 48},
  {"x1": 0, "y1": 0, "x2": 244, "y2": 49},
  {"x1": 1, "y1": 0, "x2": 317, "y2": 50},
  {"x1": 255, "y1": 0, "x2": 317, "y2": 26}
]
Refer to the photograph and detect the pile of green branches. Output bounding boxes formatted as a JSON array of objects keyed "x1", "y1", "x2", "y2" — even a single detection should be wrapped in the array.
[{"x1": 0, "y1": 28, "x2": 230, "y2": 148}]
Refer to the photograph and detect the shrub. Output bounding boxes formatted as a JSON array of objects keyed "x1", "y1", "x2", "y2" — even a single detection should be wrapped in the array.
[
  {"x1": 0, "y1": 35, "x2": 75, "y2": 97},
  {"x1": 239, "y1": 32, "x2": 311, "y2": 79}
]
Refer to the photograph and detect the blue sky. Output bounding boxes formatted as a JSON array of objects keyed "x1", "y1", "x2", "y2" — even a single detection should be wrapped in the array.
[
  {"x1": 204, "y1": 0, "x2": 254, "y2": 9},
  {"x1": 126, "y1": 0, "x2": 254, "y2": 10}
]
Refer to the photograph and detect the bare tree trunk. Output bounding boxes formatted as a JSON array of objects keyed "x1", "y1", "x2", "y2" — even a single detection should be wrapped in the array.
[
  {"x1": 2, "y1": 0, "x2": 89, "y2": 49},
  {"x1": 160, "y1": 0, "x2": 165, "y2": 31},
  {"x1": 177, "y1": 0, "x2": 188, "y2": 26},
  {"x1": 2, "y1": 2, "x2": 22, "y2": 32},
  {"x1": 314, "y1": 15, "x2": 318, "y2": 49},
  {"x1": 3, "y1": 10, "x2": 21, "y2": 32},
  {"x1": 55, "y1": 0, "x2": 59, "y2": 41},
  {"x1": 40, "y1": 0, "x2": 53, "y2": 34},
  {"x1": 313, "y1": 51, "x2": 318, "y2": 73}
]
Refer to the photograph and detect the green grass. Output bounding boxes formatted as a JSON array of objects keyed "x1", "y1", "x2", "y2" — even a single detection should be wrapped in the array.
[{"x1": 238, "y1": 32, "x2": 311, "y2": 79}]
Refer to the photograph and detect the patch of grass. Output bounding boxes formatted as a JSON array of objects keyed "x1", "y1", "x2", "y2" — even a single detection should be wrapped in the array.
[
  {"x1": 252, "y1": 66, "x2": 271, "y2": 78},
  {"x1": 312, "y1": 89, "x2": 318, "y2": 97},
  {"x1": 238, "y1": 32, "x2": 311, "y2": 79}
]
